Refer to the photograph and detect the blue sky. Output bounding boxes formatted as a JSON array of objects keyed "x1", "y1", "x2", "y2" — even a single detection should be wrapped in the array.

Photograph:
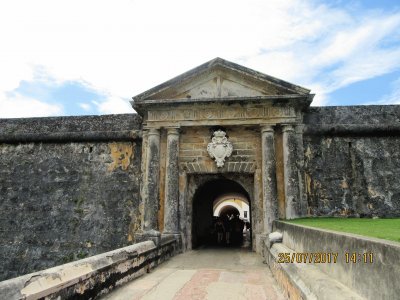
[{"x1": 0, "y1": 0, "x2": 400, "y2": 117}]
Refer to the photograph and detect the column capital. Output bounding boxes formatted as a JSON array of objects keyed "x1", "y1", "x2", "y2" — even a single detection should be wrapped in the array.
[
  {"x1": 147, "y1": 127, "x2": 160, "y2": 136},
  {"x1": 294, "y1": 124, "x2": 305, "y2": 134},
  {"x1": 165, "y1": 126, "x2": 180, "y2": 136},
  {"x1": 281, "y1": 124, "x2": 295, "y2": 133},
  {"x1": 260, "y1": 124, "x2": 275, "y2": 133}
]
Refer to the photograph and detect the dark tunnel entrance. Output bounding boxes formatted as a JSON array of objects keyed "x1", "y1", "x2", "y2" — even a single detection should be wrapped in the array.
[{"x1": 192, "y1": 178, "x2": 251, "y2": 249}]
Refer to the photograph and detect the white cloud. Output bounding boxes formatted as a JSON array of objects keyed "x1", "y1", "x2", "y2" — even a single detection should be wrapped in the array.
[
  {"x1": 0, "y1": 0, "x2": 400, "y2": 115},
  {"x1": 79, "y1": 103, "x2": 91, "y2": 111},
  {"x1": 0, "y1": 93, "x2": 63, "y2": 118},
  {"x1": 93, "y1": 97, "x2": 132, "y2": 115},
  {"x1": 371, "y1": 78, "x2": 400, "y2": 105}
]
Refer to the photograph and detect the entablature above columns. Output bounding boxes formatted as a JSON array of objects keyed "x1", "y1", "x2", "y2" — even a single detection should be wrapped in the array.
[{"x1": 137, "y1": 95, "x2": 312, "y2": 128}]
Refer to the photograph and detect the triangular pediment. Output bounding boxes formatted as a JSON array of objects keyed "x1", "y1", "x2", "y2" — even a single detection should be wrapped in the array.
[{"x1": 132, "y1": 58, "x2": 310, "y2": 103}]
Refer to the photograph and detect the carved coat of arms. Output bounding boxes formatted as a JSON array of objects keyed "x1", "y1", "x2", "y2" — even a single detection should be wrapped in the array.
[{"x1": 207, "y1": 130, "x2": 233, "y2": 167}]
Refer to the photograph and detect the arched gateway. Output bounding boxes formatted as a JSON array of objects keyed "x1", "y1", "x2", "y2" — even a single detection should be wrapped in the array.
[
  {"x1": 191, "y1": 176, "x2": 251, "y2": 249},
  {"x1": 133, "y1": 58, "x2": 313, "y2": 253}
]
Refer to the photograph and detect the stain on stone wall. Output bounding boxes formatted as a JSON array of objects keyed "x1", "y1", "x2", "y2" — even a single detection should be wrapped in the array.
[{"x1": 108, "y1": 142, "x2": 134, "y2": 171}]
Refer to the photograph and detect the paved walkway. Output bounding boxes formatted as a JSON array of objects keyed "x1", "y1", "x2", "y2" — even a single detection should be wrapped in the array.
[{"x1": 102, "y1": 248, "x2": 286, "y2": 300}]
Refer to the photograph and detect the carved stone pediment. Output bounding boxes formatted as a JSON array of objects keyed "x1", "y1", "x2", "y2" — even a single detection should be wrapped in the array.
[
  {"x1": 132, "y1": 58, "x2": 311, "y2": 104},
  {"x1": 131, "y1": 58, "x2": 314, "y2": 120},
  {"x1": 207, "y1": 130, "x2": 233, "y2": 167}
]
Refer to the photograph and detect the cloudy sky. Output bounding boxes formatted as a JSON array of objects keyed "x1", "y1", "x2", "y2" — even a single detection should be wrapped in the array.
[{"x1": 1, "y1": 0, "x2": 400, "y2": 118}]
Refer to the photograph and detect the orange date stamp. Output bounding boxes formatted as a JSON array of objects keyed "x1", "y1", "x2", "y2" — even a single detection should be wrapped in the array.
[
  {"x1": 278, "y1": 252, "x2": 374, "y2": 264},
  {"x1": 277, "y1": 252, "x2": 338, "y2": 263}
]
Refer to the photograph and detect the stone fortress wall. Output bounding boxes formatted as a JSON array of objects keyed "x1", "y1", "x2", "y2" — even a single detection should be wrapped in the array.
[
  {"x1": 0, "y1": 105, "x2": 400, "y2": 281},
  {"x1": 0, "y1": 114, "x2": 143, "y2": 281},
  {"x1": 303, "y1": 106, "x2": 400, "y2": 217}
]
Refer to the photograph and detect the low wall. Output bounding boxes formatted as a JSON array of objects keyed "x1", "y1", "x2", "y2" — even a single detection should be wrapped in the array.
[
  {"x1": 272, "y1": 221, "x2": 400, "y2": 300},
  {"x1": 0, "y1": 237, "x2": 177, "y2": 300}
]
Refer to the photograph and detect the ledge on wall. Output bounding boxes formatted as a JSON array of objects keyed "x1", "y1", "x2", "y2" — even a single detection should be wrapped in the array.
[
  {"x1": 0, "y1": 236, "x2": 178, "y2": 300},
  {"x1": 264, "y1": 221, "x2": 400, "y2": 300}
]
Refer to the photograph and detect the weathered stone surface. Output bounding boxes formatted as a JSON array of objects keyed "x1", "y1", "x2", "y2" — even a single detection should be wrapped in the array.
[
  {"x1": 0, "y1": 238, "x2": 178, "y2": 300},
  {"x1": 303, "y1": 106, "x2": 400, "y2": 217},
  {"x1": 304, "y1": 136, "x2": 400, "y2": 217},
  {"x1": 0, "y1": 139, "x2": 142, "y2": 281},
  {"x1": 142, "y1": 128, "x2": 161, "y2": 233},
  {"x1": 163, "y1": 128, "x2": 180, "y2": 234},
  {"x1": 0, "y1": 114, "x2": 142, "y2": 134},
  {"x1": 261, "y1": 125, "x2": 278, "y2": 233},
  {"x1": 267, "y1": 232, "x2": 283, "y2": 248},
  {"x1": 304, "y1": 105, "x2": 400, "y2": 125},
  {"x1": 282, "y1": 125, "x2": 301, "y2": 219}
]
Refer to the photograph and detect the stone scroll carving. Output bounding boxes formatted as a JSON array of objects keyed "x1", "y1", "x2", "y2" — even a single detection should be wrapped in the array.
[{"x1": 207, "y1": 130, "x2": 233, "y2": 167}]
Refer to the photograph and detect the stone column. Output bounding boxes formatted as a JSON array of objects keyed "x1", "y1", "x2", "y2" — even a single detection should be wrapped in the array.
[
  {"x1": 164, "y1": 127, "x2": 180, "y2": 234},
  {"x1": 143, "y1": 127, "x2": 161, "y2": 232},
  {"x1": 179, "y1": 170, "x2": 188, "y2": 250},
  {"x1": 139, "y1": 129, "x2": 149, "y2": 232},
  {"x1": 261, "y1": 125, "x2": 278, "y2": 233},
  {"x1": 282, "y1": 124, "x2": 300, "y2": 219},
  {"x1": 253, "y1": 168, "x2": 264, "y2": 253},
  {"x1": 295, "y1": 125, "x2": 308, "y2": 216}
]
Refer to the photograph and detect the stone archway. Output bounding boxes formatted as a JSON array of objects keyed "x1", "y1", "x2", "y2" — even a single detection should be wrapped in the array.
[
  {"x1": 213, "y1": 193, "x2": 250, "y2": 221},
  {"x1": 217, "y1": 205, "x2": 240, "y2": 218},
  {"x1": 185, "y1": 174, "x2": 254, "y2": 250},
  {"x1": 133, "y1": 58, "x2": 312, "y2": 253}
]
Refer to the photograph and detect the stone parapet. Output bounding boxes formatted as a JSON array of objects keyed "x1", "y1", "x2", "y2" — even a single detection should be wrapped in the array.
[
  {"x1": 304, "y1": 124, "x2": 400, "y2": 136},
  {"x1": 269, "y1": 221, "x2": 400, "y2": 300},
  {"x1": 0, "y1": 114, "x2": 142, "y2": 134},
  {"x1": 0, "y1": 130, "x2": 142, "y2": 143},
  {"x1": 0, "y1": 239, "x2": 178, "y2": 300}
]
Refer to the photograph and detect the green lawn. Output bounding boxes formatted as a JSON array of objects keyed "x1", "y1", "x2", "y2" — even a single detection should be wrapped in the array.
[{"x1": 285, "y1": 218, "x2": 400, "y2": 243}]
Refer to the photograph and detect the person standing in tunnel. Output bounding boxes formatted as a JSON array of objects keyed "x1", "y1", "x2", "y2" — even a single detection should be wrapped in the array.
[
  {"x1": 223, "y1": 215, "x2": 232, "y2": 245},
  {"x1": 214, "y1": 218, "x2": 225, "y2": 244},
  {"x1": 232, "y1": 214, "x2": 245, "y2": 245}
]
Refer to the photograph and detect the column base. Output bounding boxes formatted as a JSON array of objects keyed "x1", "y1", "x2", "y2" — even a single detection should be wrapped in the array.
[
  {"x1": 255, "y1": 233, "x2": 268, "y2": 255},
  {"x1": 134, "y1": 229, "x2": 161, "y2": 246},
  {"x1": 162, "y1": 232, "x2": 183, "y2": 252}
]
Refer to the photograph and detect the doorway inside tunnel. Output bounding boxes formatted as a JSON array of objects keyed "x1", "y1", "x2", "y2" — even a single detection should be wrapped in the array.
[{"x1": 192, "y1": 178, "x2": 252, "y2": 249}]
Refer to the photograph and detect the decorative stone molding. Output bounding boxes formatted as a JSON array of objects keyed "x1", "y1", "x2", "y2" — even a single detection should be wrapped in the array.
[
  {"x1": 207, "y1": 130, "x2": 233, "y2": 168},
  {"x1": 181, "y1": 162, "x2": 256, "y2": 174},
  {"x1": 148, "y1": 105, "x2": 296, "y2": 123}
]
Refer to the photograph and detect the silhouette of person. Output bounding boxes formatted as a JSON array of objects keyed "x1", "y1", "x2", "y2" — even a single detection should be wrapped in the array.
[{"x1": 214, "y1": 218, "x2": 225, "y2": 244}]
